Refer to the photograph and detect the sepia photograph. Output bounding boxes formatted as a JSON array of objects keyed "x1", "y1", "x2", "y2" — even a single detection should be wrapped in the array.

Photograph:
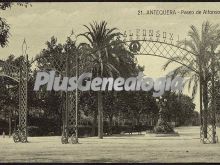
[{"x1": 0, "y1": 1, "x2": 220, "y2": 163}]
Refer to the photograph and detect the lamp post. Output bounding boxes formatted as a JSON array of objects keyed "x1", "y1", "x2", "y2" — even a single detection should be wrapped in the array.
[
  {"x1": 9, "y1": 104, "x2": 12, "y2": 138},
  {"x1": 70, "y1": 30, "x2": 79, "y2": 144},
  {"x1": 61, "y1": 31, "x2": 79, "y2": 144},
  {"x1": 75, "y1": 45, "x2": 79, "y2": 143}
]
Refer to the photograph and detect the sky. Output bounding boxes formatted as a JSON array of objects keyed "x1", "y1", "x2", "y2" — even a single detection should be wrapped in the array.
[{"x1": 1, "y1": 2, "x2": 220, "y2": 112}]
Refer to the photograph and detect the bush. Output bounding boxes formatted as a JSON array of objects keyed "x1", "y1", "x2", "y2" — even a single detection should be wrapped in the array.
[
  {"x1": 77, "y1": 125, "x2": 93, "y2": 137},
  {"x1": 28, "y1": 117, "x2": 61, "y2": 136},
  {"x1": 27, "y1": 126, "x2": 42, "y2": 136},
  {"x1": 0, "y1": 119, "x2": 9, "y2": 134}
]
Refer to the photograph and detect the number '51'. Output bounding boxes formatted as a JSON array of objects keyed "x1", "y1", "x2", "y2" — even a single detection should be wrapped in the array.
[{"x1": 138, "y1": 10, "x2": 143, "y2": 15}]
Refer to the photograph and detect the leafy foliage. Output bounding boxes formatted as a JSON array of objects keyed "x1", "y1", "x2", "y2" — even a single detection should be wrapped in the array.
[{"x1": 0, "y1": 2, "x2": 30, "y2": 48}]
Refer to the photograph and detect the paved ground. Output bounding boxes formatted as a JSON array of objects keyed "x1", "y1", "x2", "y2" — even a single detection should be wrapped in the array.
[{"x1": 0, "y1": 126, "x2": 220, "y2": 163}]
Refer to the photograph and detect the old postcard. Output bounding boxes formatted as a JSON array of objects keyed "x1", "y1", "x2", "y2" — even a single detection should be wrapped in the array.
[{"x1": 0, "y1": 1, "x2": 220, "y2": 163}]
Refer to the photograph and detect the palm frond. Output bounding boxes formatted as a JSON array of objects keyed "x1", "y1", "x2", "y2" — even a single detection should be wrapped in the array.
[
  {"x1": 78, "y1": 33, "x2": 94, "y2": 46},
  {"x1": 105, "y1": 63, "x2": 120, "y2": 76},
  {"x1": 188, "y1": 25, "x2": 201, "y2": 50},
  {"x1": 162, "y1": 56, "x2": 182, "y2": 70},
  {"x1": 106, "y1": 27, "x2": 118, "y2": 36}
]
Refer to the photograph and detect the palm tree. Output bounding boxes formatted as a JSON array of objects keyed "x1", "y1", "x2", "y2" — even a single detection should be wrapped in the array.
[
  {"x1": 79, "y1": 21, "x2": 121, "y2": 138},
  {"x1": 163, "y1": 21, "x2": 220, "y2": 138}
]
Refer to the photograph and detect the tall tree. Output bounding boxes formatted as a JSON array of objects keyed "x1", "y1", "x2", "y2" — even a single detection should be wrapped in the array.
[{"x1": 79, "y1": 21, "x2": 121, "y2": 138}]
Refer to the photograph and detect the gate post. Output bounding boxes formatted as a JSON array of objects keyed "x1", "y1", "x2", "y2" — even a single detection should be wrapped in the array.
[
  {"x1": 61, "y1": 52, "x2": 70, "y2": 144},
  {"x1": 62, "y1": 50, "x2": 79, "y2": 144},
  {"x1": 200, "y1": 51, "x2": 218, "y2": 144},
  {"x1": 18, "y1": 54, "x2": 28, "y2": 143},
  {"x1": 61, "y1": 49, "x2": 78, "y2": 144}
]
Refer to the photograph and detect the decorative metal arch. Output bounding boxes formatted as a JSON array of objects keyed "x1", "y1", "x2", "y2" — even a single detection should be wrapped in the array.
[
  {"x1": 87, "y1": 36, "x2": 199, "y2": 74},
  {"x1": 86, "y1": 29, "x2": 216, "y2": 144}
]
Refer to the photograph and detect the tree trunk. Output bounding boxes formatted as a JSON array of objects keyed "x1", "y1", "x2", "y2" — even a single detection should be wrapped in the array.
[
  {"x1": 91, "y1": 108, "x2": 97, "y2": 136},
  {"x1": 203, "y1": 80, "x2": 208, "y2": 138},
  {"x1": 199, "y1": 54, "x2": 203, "y2": 135},
  {"x1": 109, "y1": 115, "x2": 113, "y2": 135},
  {"x1": 136, "y1": 115, "x2": 140, "y2": 125},
  {"x1": 211, "y1": 56, "x2": 216, "y2": 143},
  {"x1": 98, "y1": 91, "x2": 103, "y2": 139},
  {"x1": 4, "y1": 108, "x2": 6, "y2": 120},
  {"x1": 199, "y1": 76, "x2": 203, "y2": 126},
  {"x1": 9, "y1": 108, "x2": 12, "y2": 137}
]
